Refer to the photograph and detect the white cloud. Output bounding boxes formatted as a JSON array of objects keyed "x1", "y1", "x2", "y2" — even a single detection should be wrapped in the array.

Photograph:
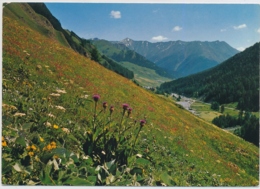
[
  {"x1": 172, "y1": 26, "x2": 182, "y2": 32},
  {"x1": 233, "y1": 24, "x2": 247, "y2": 30},
  {"x1": 237, "y1": 47, "x2": 245, "y2": 51},
  {"x1": 151, "y1": 35, "x2": 168, "y2": 42},
  {"x1": 220, "y1": 29, "x2": 226, "y2": 32},
  {"x1": 110, "y1": 10, "x2": 121, "y2": 19},
  {"x1": 257, "y1": 28, "x2": 260, "y2": 33}
]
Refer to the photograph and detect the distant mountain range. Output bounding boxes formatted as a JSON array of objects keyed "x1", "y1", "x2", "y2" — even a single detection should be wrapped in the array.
[
  {"x1": 91, "y1": 39, "x2": 174, "y2": 79},
  {"x1": 117, "y1": 38, "x2": 239, "y2": 78}
]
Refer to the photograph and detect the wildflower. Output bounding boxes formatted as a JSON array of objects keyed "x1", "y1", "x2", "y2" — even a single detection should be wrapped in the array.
[
  {"x1": 45, "y1": 121, "x2": 52, "y2": 127},
  {"x1": 39, "y1": 137, "x2": 44, "y2": 142},
  {"x1": 2, "y1": 140, "x2": 7, "y2": 147},
  {"x1": 26, "y1": 146, "x2": 31, "y2": 151},
  {"x1": 80, "y1": 94, "x2": 89, "y2": 99},
  {"x1": 127, "y1": 107, "x2": 132, "y2": 117},
  {"x1": 45, "y1": 144, "x2": 52, "y2": 151},
  {"x1": 47, "y1": 113, "x2": 55, "y2": 118},
  {"x1": 13, "y1": 112, "x2": 26, "y2": 117},
  {"x1": 56, "y1": 89, "x2": 66, "y2": 94},
  {"x1": 49, "y1": 93, "x2": 60, "y2": 97},
  {"x1": 62, "y1": 128, "x2": 70, "y2": 134},
  {"x1": 140, "y1": 120, "x2": 146, "y2": 127},
  {"x1": 122, "y1": 103, "x2": 129, "y2": 110},
  {"x1": 31, "y1": 145, "x2": 37, "y2": 151},
  {"x1": 110, "y1": 106, "x2": 114, "y2": 114},
  {"x1": 28, "y1": 152, "x2": 34, "y2": 157},
  {"x1": 50, "y1": 141, "x2": 57, "y2": 148},
  {"x1": 55, "y1": 105, "x2": 66, "y2": 111},
  {"x1": 92, "y1": 94, "x2": 100, "y2": 102},
  {"x1": 43, "y1": 141, "x2": 57, "y2": 151},
  {"x1": 103, "y1": 102, "x2": 108, "y2": 110},
  {"x1": 53, "y1": 124, "x2": 59, "y2": 129}
]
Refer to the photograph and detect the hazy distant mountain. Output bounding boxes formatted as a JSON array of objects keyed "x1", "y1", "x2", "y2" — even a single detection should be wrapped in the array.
[{"x1": 118, "y1": 38, "x2": 239, "y2": 78}]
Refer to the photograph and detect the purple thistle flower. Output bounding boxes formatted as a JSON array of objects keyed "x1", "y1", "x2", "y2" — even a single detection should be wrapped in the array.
[
  {"x1": 127, "y1": 107, "x2": 132, "y2": 117},
  {"x1": 140, "y1": 120, "x2": 146, "y2": 127},
  {"x1": 110, "y1": 105, "x2": 114, "y2": 114},
  {"x1": 122, "y1": 103, "x2": 129, "y2": 110},
  {"x1": 92, "y1": 94, "x2": 100, "y2": 102},
  {"x1": 103, "y1": 102, "x2": 108, "y2": 109}
]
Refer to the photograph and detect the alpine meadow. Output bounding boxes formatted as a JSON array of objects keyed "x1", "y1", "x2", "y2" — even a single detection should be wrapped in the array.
[{"x1": 2, "y1": 2, "x2": 259, "y2": 186}]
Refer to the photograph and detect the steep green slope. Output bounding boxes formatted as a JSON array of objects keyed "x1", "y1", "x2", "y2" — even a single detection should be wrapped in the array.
[
  {"x1": 120, "y1": 61, "x2": 172, "y2": 87},
  {"x1": 2, "y1": 3, "x2": 259, "y2": 186},
  {"x1": 25, "y1": 3, "x2": 134, "y2": 79},
  {"x1": 159, "y1": 42, "x2": 259, "y2": 112}
]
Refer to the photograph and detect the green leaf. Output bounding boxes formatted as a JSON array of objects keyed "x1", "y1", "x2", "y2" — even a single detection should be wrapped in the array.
[
  {"x1": 39, "y1": 117, "x2": 48, "y2": 125},
  {"x1": 40, "y1": 153, "x2": 54, "y2": 164},
  {"x1": 15, "y1": 136, "x2": 26, "y2": 147},
  {"x1": 39, "y1": 160, "x2": 56, "y2": 185},
  {"x1": 135, "y1": 158, "x2": 150, "y2": 167},
  {"x1": 70, "y1": 154, "x2": 79, "y2": 163},
  {"x1": 87, "y1": 176, "x2": 97, "y2": 185},
  {"x1": 23, "y1": 122, "x2": 34, "y2": 130},
  {"x1": 130, "y1": 167, "x2": 143, "y2": 175},
  {"x1": 67, "y1": 134, "x2": 80, "y2": 144},
  {"x1": 106, "y1": 160, "x2": 117, "y2": 175},
  {"x1": 64, "y1": 177, "x2": 94, "y2": 186},
  {"x1": 159, "y1": 171, "x2": 176, "y2": 186},
  {"x1": 2, "y1": 159, "x2": 13, "y2": 174},
  {"x1": 52, "y1": 148, "x2": 70, "y2": 158}
]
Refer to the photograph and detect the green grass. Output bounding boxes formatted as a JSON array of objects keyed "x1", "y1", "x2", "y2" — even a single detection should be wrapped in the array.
[
  {"x1": 120, "y1": 61, "x2": 171, "y2": 87},
  {"x1": 191, "y1": 101, "x2": 259, "y2": 122},
  {"x1": 190, "y1": 101, "x2": 220, "y2": 122},
  {"x1": 2, "y1": 4, "x2": 259, "y2": 186}
]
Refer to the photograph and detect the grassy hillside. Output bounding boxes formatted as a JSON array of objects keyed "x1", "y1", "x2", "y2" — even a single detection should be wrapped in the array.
[
  {"x1": 2, "y1": 3, "x2": 259, "y2": 186},
  {"x1": 120, "y1": 61, "x2": 171, "y2": 87},
  {"x1": 24, "y1": 3, "x2": 134, "y2": 80}
]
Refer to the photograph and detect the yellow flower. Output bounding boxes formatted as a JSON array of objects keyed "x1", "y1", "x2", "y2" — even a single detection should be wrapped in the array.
[
  {"x1": 28, "y1": 151, "x2": 34, "y2": 157},
  {"x1": 53, "y1": 124, "x2": 59, "y2": 129},
  {"x1": 2, "y1": 141, "x2": 7, "y2": 147},
  {"x1": 26, "y1": 145, "x2": 31, "y2": 151},
  {"x1": 39, "y1": 137, "x2": 44, "y2": 142},
  {"x1": 50, "y1": 141, "x2": 57, "y2": 148},
  {"x1": 31, "y1": 145, "x2": 37, "y2": 151},
  {"x1": 46, "y1": 144, "x2": 52, "y2": 150}
]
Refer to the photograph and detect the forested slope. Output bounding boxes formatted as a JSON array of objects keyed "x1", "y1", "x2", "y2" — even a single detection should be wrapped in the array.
[{"x1": 159, "y1": 42, "x2": 259, "y2": 112}]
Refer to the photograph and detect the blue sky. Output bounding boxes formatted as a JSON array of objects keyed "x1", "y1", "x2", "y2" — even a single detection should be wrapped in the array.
[{"x1": 45, "y1": 3, "x2": 260, "y2": 51}]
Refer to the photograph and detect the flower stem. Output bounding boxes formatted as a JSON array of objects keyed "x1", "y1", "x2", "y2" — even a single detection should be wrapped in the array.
[
  {"x1": 93, "y1": 101, "x2": 97, "y2": 131},
  {"x1": 119, "y1": 110, "x2": 126, "y2": 135},
  {"x1": 130, "y1": 126, "x2": 142, "y2": 156}
]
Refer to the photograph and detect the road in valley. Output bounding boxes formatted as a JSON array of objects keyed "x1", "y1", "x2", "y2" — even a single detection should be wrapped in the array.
[{"x1": 172, "y1": 93, "x2": 197, "y2": 115}]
